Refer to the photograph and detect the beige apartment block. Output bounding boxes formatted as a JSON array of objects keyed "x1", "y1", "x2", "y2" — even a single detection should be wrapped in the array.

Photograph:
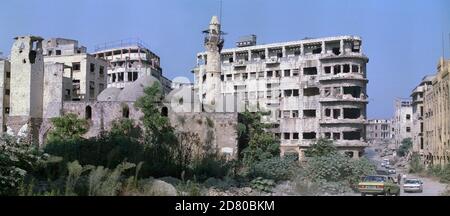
[
  {"x1": 423, "y1": 58, "x2": 450, "y2": 165},
  {"x1": 410, "y1": 75, "x2": 434, "y2": 156},
  {"x1": 391, "y1": 98, "x2": 413, "y2": 150},
  {"x1": 93, "y1": 39, "x2": 172, "y2": 94},
  {"x1": 43, "y1": 38, "x2": 108, "y2": 101},
  {"x1": 366, "y1": 119, "x2": 391, "y2": 144},
  {"x1": 193, "y1": 17, "x2": 369, "y2": 160}
]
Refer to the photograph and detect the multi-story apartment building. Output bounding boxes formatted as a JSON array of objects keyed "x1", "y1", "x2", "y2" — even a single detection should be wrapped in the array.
[
  {"x1": 423, "y1": 58, "x2": 450, "y2": 165},
  {"x1": 366, "y1": 119, "x2": 391, "y2": 144},
  {"x1": 0, "y1": 58, "x2": 11, "y2": 133},
  {"x1": 410, "y1": 75, "x2": 434, "y2": 156},
  {"x1": 193, "y1": 16, "x2": 369, "y2": 160},
  {"x1": 391, "y1": 98, "x2": 413, "y2": 149},
  {"x1": 43, "y1": 38, "x2": 108, "y2": 101},
  {"x1": 93, "y1": 39, "x2": 172, "y2": 94}
]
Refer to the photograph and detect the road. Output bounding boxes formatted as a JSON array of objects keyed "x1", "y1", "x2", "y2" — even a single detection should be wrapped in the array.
[{"x1": 360, "y1": 145, "x2": 448, "y2": 196}]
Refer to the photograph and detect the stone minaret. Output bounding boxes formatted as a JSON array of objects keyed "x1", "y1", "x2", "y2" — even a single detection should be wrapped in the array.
[{"x1": 202, "y1": 16, "x2": 224, "y2": 112}]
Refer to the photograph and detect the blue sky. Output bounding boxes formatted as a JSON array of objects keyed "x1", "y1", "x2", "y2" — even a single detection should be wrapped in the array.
[{"x1": 0, "y1": 0, "x2": 449, "y2": 118}]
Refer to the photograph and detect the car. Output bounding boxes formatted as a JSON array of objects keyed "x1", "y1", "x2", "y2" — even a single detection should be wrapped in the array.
[
  {"x1": 403, "y1": 179, "x2": 423, "y2": 193},
  {"x1": 358, "y1": 175, "x2": 400, "y2": 196},
  {"x1": 381, "y1": 162, "x2": 386, "y2": 167}
]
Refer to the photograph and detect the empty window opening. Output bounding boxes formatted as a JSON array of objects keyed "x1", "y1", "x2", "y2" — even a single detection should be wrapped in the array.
[
  {"x1": 303, "y1": 109, "x2": 316, "y2": 118},
  {"x1": 283, "y1": 110, "x2": 290, "y2": 118},
  {"x1": 343, "y1": 64, "x2": 350, "y2": 73},
  {"x1": 343, "y1": 131, "x2": 361, "y2": 140},
  {"x1": 90, "y1": 63, "x2": 95, "y2": 72},
  {"x1": 303, "y1": 67, "x2": 318, "y2": 75},
  {"x1": 85, "y1": 106, "x2": 92, "y2": 120},
  {"x1": 267, "y1": 71, "x2": 273, "y2": 77},
  {"x1": 292, "y1": 110, "x2": 299, "y2": 118},
  {"x1": 303, "y1": 132, "x2": 316, "y2": 140},
  {"x1": 73, "y1": 62, "x2": 81, "y2": 71},
  {"x1": 333, "y1": 65, "x2": 341, "y2": 74},
  {"x1": 325, "y1": 108, "x2": 331, "y2": 117},
  {"x1": 161, "y1": 106, "x2": 168, "y2": 117},
  {"x1": 242, "y1": 73, "x2": 248, "y2": 80},
  {"x1": 352, "y1": 65, "x2": 359, "y2": 73},
  {"x1": 343, "y1": 108, "x2": 361, "y2": 119},
  {"x1": 333, "y1": 133, "x2": 341, "y2": 140},
  {"x1": 333, "y1": 109, "x2": 341, "y2": 119},
  {"x1": 56, "y1": 50, "x2": 61, "y2": 55},
  {"x1": 304, "y1": 87, "x2": 320, "y2": 96},
  {"x1": 29, "y1": 50, "x2": 37, "y2": 64},
  {"x1": 343, "y1": 86, "x2": 361, "y2": 98},
  {"x1": 284, "y1": 133, "x2": 290, "y2": 140},
  {"x1": 250, "y1": 72, "x2": 256, "y2": 79},
  {"x1": 292, "y1": 69, "x2": 299, "y2": 76},
  {"x1": 293, "y1": 133, "x2": 299, "y2": 140},
  {"x1": 118, "y1": 72, "x2": 124, "y2": 82},
  {"x1": 284, "y1": 69, "x2": 291, "y2": 77},
  {"x1": 226, "y1": 74, "x2": 232, "y2": 81},
  {"x1": 275, "y1": 70, "x2": 281, "y2": 77},
  {"x1": 112, "y1": 73, "x2": 117, "y2": 82},
  {"x1": 5, "y1": 89, "x2": 10, "y2": 95},
  {"x1": 332, "y1": 47, "x2": 341, "y2": 55},
  {"x1": 324, "y1": 132, "x2": 331, "y2": 139},
  {"x1": 293, "y1": 89, "x2": 299, "y2": 96},
  {"x1": 406, "y1": 114, "x2": 411, "y2": 120},
  {"x1": 345, "y1": 151, "x2": 354, "y2": 158},
  {"x1": 406, "y1": 127, "x2": 411, "y2": 133},
  {"x1": 202, "y1": 74, "x2": 207, "y2": 83},
  {"x1": 312, "y1": 47, "x2": 322, "y2": 54},
  {"x1": 284, "y1": 90, "x2": 293, "y2": 97},
  {"x1": 324, "y1": 66, "x2": 331, "y2": 74},
  {"x1": 122, "y1": 105, "x2": 130, "y2": 118},
  {"x1": 6, "y1": 72, "x2": 10, "y2": 78}
]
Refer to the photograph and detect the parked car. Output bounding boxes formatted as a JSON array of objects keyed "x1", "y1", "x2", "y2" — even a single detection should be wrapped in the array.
[
  {"x1": 381, "y1": 162, "x2": 386, "y2": 167},
  {"x1": 358, "y1": 175, "x2": 400, "y2": 196},
  {"x1": 403, "y1": 179, "x2": 423, "y2": 193}
]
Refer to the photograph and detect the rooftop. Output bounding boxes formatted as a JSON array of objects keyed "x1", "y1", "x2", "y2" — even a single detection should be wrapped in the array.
[{"x1": 94, "y1": 38, "x2": 152, "y2": 52}]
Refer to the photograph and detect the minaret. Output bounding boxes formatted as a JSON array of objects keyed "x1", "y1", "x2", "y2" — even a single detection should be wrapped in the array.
[{"x1": 202, "y1": 16, "x2": 224, "y2": 112}]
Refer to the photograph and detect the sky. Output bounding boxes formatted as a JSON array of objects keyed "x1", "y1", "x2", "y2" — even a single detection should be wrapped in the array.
[{"x1": 0, "y1": 0, "x2": 449, "y2": 119}]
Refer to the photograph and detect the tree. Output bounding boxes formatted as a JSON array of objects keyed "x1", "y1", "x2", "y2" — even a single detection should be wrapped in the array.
[
  {"x1": 304, "y1": 138, "x2": 337, "y2": 158},
  {"x1": 47, "y1": 113, "x2": 89, "y2": 142},
  {"x1": 237, "y1": 111, "x2": 280, "y2": 166},
  {"x1": 397, "y1": 138, "x2": 412, "y2": 157}
]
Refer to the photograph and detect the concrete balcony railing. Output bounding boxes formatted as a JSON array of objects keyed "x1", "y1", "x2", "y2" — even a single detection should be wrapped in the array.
[
  {"x1": 319, "y1": 74, "x2": 367, "y2": 82},
  {"x1": 319, "y1": 94, "x2": 368, "y2": 103},
  {"x1": 265, "y1": 57, "x2": 280, "y2": 65},
  {"x1": 319, "y1": 118, "x2": 366, "y2": 125},
  {"x1": 233, "y1": 60, "x2": 247, "y2": 68}
]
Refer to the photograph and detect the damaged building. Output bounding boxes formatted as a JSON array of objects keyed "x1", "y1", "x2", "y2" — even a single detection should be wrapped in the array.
[
  {"x1": 391, "y1": 98, "x2": 413, "y2": 151},
  {"x1": 192, "y1": 16, "x2": 370, "y2": 160},
  {"x1": 366, "y1": 119, "x2": 391, "y2": 144},
  {"x1": 93, "y1": 39, "x2": 172, "y2": 94}
]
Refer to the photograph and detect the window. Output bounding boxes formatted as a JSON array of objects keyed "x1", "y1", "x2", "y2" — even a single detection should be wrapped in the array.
[
  {"x1": 5, "y1": 89, "x2": 10, "y2": 95},
  {"x1": 352, "y1": 65, "x2": 359, "y2": 73},
  {"x1": 292, "y1": 69, "x2": 299, "y2": 76},
  {"x1": 292, "y1": 110, "x2": 299, "y2": 118},
  {"x1": 333, "y1": 109, "x2": 340, "y2": 119},
  {"x1": 283, "y1": 110, "x2": 290, "y2": 118},
  {"x1": 284, "y1": 69, "x2": 291, "y2": 77},
  {"x1": 303, "y1": 132, "x2": 316, "y2": 140},
  {"x1": 267, "y1": 71, "x2": 273, "y2": 77},
  {"x1": 6, "y1": 72, "x2": 10, "y2": 78},
  {"x1": 406, "y1": 114, "x2": 411, "y2": 120},
  {"x1": 293, "y1": 89, "x2": 299, "y2": 97},
  {"x1": 333, "y1": 65, "x2": 341, "y2": 74},
  {"x1": 333, "y1": 133, "x2": 340, "y2": 140},
  {"x1": 85, "y1": 106, "x2": 92, "y2": 120},
  {"x1": 324, "y1": 132, "x2": 331, "y2": 139},
  {"x1": 90, "y1": 63, "x2": 95, "y2": 72},
  {"x1": 343, "y1": 64, "x2": 350, "y2": 73},
  {"x1": 99, "y1": 83, "x2": 105, "y2": 92},
  {"x1": 243, "y1": 73, "x2": 248, "y2": 80},
  {"x1": 325, "y1": 108, "x2": 331, "y2": 117},
  {"x1": 324, "y1": 66, "x2": 331, "y2": 74},
  {"x1": 226, "y1": 74, "x2": 232, "y2": 81},
  {"x1": 56, "y1": 50, "x2": 61, "y2": 55},
  {"x1": 304, "y1": 87, "x2": 320, "y2": 96},
  {"x1": 343, "y1": 131, "x2": 361, "y2": 140},
  {"x1": 406, "y1": 127, "x2": 411, "y2": 133},
  {"x1": 303, "y1": 67, "x2": 317, "y2": 75},
  {"x1": 293, "y1": 133, "x2": 299, "y2": 139},
  {"x1": 284, "y1": 90, "x2": 292, "y2": 97},
  {"x1": 99, "y1": 66, "x2": 104, "y2": 76},
  {"x1": 72, "y1": 62, "x2": 81, "y2": 71},
  {"x1": 284, "y1": 133, "x2": 290, "y2": 140},
  {"x1": 250, "y1": 72, "x2": 256, "y2": 79},
  {"x1": 258, "y1": 72, "x2": 265, "y2": 78},
  {"x1": 303, "y1": 109, "x2": 316, "y2": 118},
  {"x1": 343, "y1": 108, "x2": 360, "y2": 119}
]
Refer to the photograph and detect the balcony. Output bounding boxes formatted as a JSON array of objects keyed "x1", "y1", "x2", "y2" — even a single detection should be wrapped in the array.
[
  {"x1": 319, "y1": 118, "x2": 366, "y2": 125},
  {"x1": 319, "y1": 94, "x2": 368, "y2": 103},
  {"x1": 233, "y1": 60, "x2": 247, "y2": 68},
  {"x1": 319, "y1": 74, "x2": 367, "y2": 82}
]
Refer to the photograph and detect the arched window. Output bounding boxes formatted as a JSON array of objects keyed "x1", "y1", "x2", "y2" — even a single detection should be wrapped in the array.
[
  {"x1": 161, "y1": 106, "x2": 168, "y2": 117},
  {"x1": 85, "y1": 106, "x2": 92, "y2": 120},
  {"x1": 122, "y1": 105, "x2": 130, "y2": 118}
]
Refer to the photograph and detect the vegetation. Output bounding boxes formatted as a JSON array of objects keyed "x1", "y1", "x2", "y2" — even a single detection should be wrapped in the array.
[
  {"x1": 397, "y1": 138, "x2": 412, "y2": 157},
  {"x1": 408, "y1": 152, "x2": 424, "y2": 173},
  {"x1": 47, "y1": 113, "x2": 89, "y2": 142}
]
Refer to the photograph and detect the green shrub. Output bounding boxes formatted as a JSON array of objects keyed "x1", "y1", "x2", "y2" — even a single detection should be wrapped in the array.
[
  {"x1": 249, "y1": 157, "x2": 298, "y2": 181},
  {"x1": 191, "y1": 154, "x2": 231, "y2": 181},
  {"x1": 250, "y1": 177, "x2": 275, "y2": 193},
  {"x1": 409, "y1": 152, "x2": 424, "y2": 173},
  {"x1": 397, "y1": 138, "x2": 412, "y2": 157}
]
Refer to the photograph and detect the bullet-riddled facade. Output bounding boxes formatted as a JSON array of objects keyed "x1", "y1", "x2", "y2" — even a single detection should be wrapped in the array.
[
  {"x1": 193, "y1": 17, "x2": 369, "y2": 160},
  {"x1": 391, "y1": 98, "x2": 413, "y2": 150},
  {"x1": 423, "y1": 58, "x2": 450, "y2": 165}
]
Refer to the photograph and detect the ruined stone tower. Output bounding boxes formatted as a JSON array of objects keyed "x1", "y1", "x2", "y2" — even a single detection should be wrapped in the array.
[
  {"x1": 8, "y1": 36, "x2": 45, "y2": 142},
  {"x1": 202, "y1": 16, "x2": 224, "y2": 112}
]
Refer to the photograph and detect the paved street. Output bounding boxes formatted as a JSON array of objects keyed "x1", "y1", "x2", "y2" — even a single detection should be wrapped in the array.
[{"x1": 360, "y1": 145, "x2": 448, "y2": 196}]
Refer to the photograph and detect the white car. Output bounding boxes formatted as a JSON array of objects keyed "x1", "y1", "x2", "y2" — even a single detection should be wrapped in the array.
[{"x1": 403, "y1": 179, "x2": 423, "y2": 193}]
